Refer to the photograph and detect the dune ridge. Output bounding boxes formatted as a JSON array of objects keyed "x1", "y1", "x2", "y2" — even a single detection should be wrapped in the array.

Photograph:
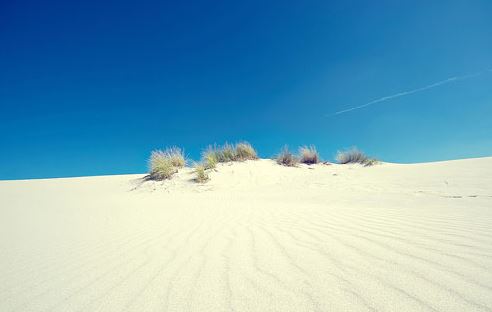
[{"x1": 1, "y1": 158, "x2": 492, "y2": 311}]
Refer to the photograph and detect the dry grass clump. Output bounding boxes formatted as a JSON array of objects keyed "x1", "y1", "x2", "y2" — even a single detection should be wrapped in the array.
[
  {"x1": 202, "y1": 151, "x2": 218, "y2": 169},
  {"x1": 201, "y1": 142, "x2": 258, "y2": 168},
  {"x1": 235, "y1": 141, "x2": 258, "y2": 161},
  {"x1": 218, "y1": 143, "x2": 236, "y2": 162},
  {"x1": 363, "y1": 158, "x2": 379, "y2": 166},
  {"x1": 166, "y1": 147, "x2": 186, "y2": 168},
  {"x1": 276, "y1": 146, "x2": 298, "y2": 167},
  {"x1": 148, "y1": 147, "x2": 185, "y2": 180},
  {"x1": 201, "y1": 145, "x2": 220, "y2": 169},
  {"x1": 149, "y1": 155, "x2": 175, "y2": 180},
  {"x1": 193, "y1": 163, "x2": 209, "y2": 183},
  {"x1": 299, "y1": 145, "x2": 319, "y2": 164},
  {"x1": 336, "y1": 147, "x2": 378, "y2": 166},
  {"x1": 202, "y1": 143, "x2": 235, "y2": 165}
]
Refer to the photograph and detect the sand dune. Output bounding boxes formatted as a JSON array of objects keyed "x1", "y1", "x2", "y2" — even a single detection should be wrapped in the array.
[{"x1": 1, "y1": 158, "x2": 492, "y2": 312}]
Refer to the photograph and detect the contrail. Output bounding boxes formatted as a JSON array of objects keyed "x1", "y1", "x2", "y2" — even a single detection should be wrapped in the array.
[{"x1": 329, "y1": 69, "x2": 489, "y2": 116}]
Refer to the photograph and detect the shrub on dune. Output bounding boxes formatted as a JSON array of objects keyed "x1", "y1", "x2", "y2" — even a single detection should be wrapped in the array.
[
  {"x1": 276, "y1": 146, "x2": 298, "y2": 167},
  {"x1": 336, "y1": 147, "x2": 378, "y2": 166},
  {"x1": 299, "y1": 145, "x2": 320, "y2": 164},
  {"x1": 148, "y1": 149, "x2": 182, "y2": 180},
  {"x1": 235, "y1": 141, "x2": 258, "y2": 161}
]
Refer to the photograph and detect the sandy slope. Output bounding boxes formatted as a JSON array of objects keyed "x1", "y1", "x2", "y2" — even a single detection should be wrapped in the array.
[{"x1": 1, "y1": 158, "x2": 492, "y2": 312}]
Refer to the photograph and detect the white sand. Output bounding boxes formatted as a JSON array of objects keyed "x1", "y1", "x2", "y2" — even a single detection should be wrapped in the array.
[{"x1": 1, "y1": 157, "x2": 492, "y2": 312}]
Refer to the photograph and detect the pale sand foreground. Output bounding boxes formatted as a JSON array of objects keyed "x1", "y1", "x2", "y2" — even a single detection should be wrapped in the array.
[{"x1": 1, "y1": 158, "x2": 492, "y2": 312}]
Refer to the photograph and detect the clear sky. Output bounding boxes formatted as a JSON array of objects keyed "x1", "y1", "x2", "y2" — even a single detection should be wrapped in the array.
[{"x1": 1, "y1": 0, "x2": 491, "y2": 179}]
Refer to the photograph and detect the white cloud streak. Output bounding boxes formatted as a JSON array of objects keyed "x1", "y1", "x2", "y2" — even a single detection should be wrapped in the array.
[{"x1": 329, "y1": 70, "x2": 489, "y2": 116}]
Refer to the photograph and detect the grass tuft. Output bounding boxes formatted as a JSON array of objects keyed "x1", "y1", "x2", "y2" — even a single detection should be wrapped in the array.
[
  {"x1": 201, "y1": 142, "x2": 258, "y2": 168},
  {"x1": 148, "y1": 148, "x2": 185, "y2": 180},
  {"x1": 218, "y1": 143, "x2": 236, "y2": 162},
  {"x1": 276, "y1": 145, "x2": 299, "y2": 167},
  {"x1": 202, "y1": 145, "x2": 220, "y2": 169},
  {"x1": 299, "y1": 145, "x2": 320, "y2": 164},
  {"x1": 363, "y1": 158, "x2": 379, "y2": 166},
  {"x1": 235, "y1": 141, "x2": 258, "y2": 161},
  {"x1": 166, "y1": 147, "x2": 186, "y2": 168},
  {"x1": 336, "y1": 147, "x2": 378, "y2": 166},
  {"x1": 193, "y1": 163, "x2": 209, "y2": 183}
]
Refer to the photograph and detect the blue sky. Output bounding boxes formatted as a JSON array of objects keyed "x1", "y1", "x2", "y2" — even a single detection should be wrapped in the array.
[{"x1": 1, "y1": 0, "x2": 491, "y2": 179}]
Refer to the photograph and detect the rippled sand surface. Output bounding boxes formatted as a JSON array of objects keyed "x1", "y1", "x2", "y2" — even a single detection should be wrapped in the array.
[{"x1": 1, "y1": 158, "x2": 491, "y2": 312}]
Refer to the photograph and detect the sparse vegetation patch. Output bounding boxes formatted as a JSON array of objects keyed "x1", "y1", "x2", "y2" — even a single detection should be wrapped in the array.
[{"x1": 146, "y1": 142, "x2": 380, "y2": 184}]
